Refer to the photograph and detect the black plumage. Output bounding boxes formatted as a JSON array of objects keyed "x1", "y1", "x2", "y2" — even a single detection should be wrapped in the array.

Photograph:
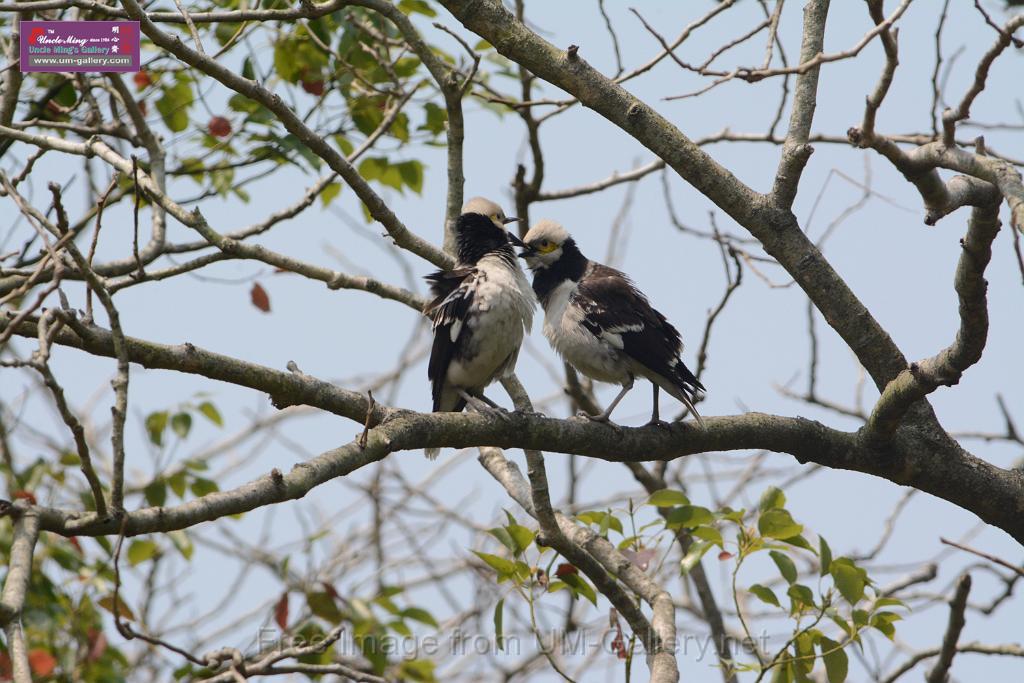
[
  {"x1": 521, "y1": 221, "x2": 704, "y2": 426},
  {"x1": 422, "y1": 199, "x2": 535, "y2": 458}
]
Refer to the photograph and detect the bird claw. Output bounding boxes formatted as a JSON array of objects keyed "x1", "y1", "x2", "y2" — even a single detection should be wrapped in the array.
[
  {"x1": 576, "y1": 410, "x2": 622, "y2": 433},
  {"x1": 645, "y1": 418, "x2": 672, "y2": 430},
  {"x1": 466, "y1": 396, "x2": 511, "y2": 421}
]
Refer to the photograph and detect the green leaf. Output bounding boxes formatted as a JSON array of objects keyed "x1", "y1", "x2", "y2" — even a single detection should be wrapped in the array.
[
  {"x1": 749, "y1": 583, "x2": 781, "y2": 608},
  {"x1": 473, "y1": 551, "x2": 515, "y2": 576},
  {"x1": 680, "y1": 540, "x2": 713, "y2": 574},
  {"x1": 718, "y1": 506, "x2": 746, "y2": 523},
  {"x1": 758, "y1": 509, "x2": 803, "y2": 540},
  {"x1": 127, "y1": 539, "x2": 159, "y2": 566},
  {"x1": 872, "y1": 597, "x2": 906, "y2": 610},
  {"x1": 333, "y1": 134, "x2": 355, "y2": 156},
  {"x1": 156, "y1": 77, "x2": 194, "y2": 133},
  {"x1": 561, "y1": 573, "x2": 598, "y2": 605},
  {"x1": 870, "y1": 611, "x2": 901, "y2": 640},
  {"x1": 397, "y1": 160, "x2": 424, "y2": 194},
  {"x1": 98, "y1": 594, "x2": 135, "y2": 621},
  {"x1": 389, "y1": 619, "x2": 412, "y2": 637},
  {"x1": 787, "y1": 583, "x2": 816, "y2": 614},
  {"x1": 59, "y1": 450, "x2": 80, "y2": 466},
  {"x1": 576, "y1": 510, "x2": 623, "y2": 534},
  {"x1": 190, "y1": 477, "x2": 219, "y2": 497},
  {"x1": 197, "y1": 401, "x2": 223, "y2": 426},
  {"x1": 830, "y1": 559, "x2": 866, "y2": 605},
  {"x1": 783, "y1": 534, "x2": 815, "y2": 552},
  {"x1": 168, "y1": 529, "x2": 193, "y2": 560},
  {"x1": 487, "y1": 527, "x2": 516, "y2": 553},
  {"x1": 144, "y1": 479, "x2": 167, "y2": 507},
  {"x1": 691, "y1": 525, "x2": 723, "y2": 547},
  {"x1": 507, "y1": 524, "x2": 534, "y2": 555},
  {"x1": 666, "y1": 505, "x2": 714, "y2": 529},
  {"x1": 398, "y1": 0, "x2": 437, "y2": 16},
  {"x1": 646, "y1": 489, "x2": 690, "y2": 507},
  {"x1": 168, "y1": 470, "x2": 187, "y2": 498},
  {"x1": 819, "y1": 536, "x2": 833, "y2": 576},
  {"x1": 171, "y1": 412, "x2": 192, "y2": 439},
  {"x1": 397, "y1": 659, "x2": 436, "y2": 682},
  {"x1": 820, "y1": 636, "x2": 849, "y2": 682},
  {"x1": 320, "y1": 182, "x2": 342, "y2": 207},
  {"x1": 145, "y1": 411, "x2": 168, "y2": 446},
  {"x1": 401, "y1": 607, "x2": 438, "y2": 628},
  {"x1": 307, "y1": 590, "x2": 343, "y2": 623},
  {"x1": 770, "y1": 550, "x2": 798, "y2": 584},
  {"x1": 494, "y1": 599, "x2": 504, "y2": 651},
  {"x1": 759, "y1": 486, "x2": 786, "y2": 512},
  {"x1": 420, "y1": 102, "x2": 447, "y2": 135}
]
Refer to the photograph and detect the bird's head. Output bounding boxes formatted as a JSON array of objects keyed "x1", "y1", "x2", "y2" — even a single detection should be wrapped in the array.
[
  {"x1": 461, "y1": 197, "x2": 521, "y2": 231},
  {"x1": 519, "y1": 219, "x2": 570, "y2": 269}
]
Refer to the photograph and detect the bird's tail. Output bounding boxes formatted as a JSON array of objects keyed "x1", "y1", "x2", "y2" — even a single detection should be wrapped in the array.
[
  {"x1": 425, "y1": 384, "x2": 467, "y2": 460},
  {"x1": 657, "y1": 365, "x2": 706, "y2": 427}
]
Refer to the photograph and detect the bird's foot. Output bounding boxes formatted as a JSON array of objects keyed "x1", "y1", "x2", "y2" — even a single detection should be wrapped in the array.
[
  {"x1": 575, "y1": 410, "x2": 623, "y2": 433},
  {"x1": 465, "y1": 396, "x2": 511, "y2": 421},
  {"x1": 645, "y1": 418, "x2": 672, "y2": 430}
]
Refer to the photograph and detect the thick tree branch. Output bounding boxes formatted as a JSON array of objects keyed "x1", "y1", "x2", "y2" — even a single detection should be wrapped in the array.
[
  {"x1": 8, "y1": 311, "x2": 1024, "y2": 542},
  {"x1": 867, "y1": 200, "x2": 1000, "y2": 436}
]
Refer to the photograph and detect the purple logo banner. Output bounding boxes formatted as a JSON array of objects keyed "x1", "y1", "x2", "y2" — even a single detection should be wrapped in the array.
[{"x1": 20, "y1": 21, "x2": 140, "y2": 73}]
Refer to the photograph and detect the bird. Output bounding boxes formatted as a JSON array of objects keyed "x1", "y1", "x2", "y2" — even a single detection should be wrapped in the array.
[
  {"x1": 518, "y1": 219, "x2": 705, "y2": 427},
  {"x1": 423, "y1": 197, "x2": 535, "y2": 459}
]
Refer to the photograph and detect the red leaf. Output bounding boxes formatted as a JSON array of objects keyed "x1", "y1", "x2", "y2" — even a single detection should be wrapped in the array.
[
  {"x1": 68, "y1": 537, "x2": 83, "y2": 554},
  {"x1": 274, "y1": 593, "x2": 289, "y2": 631},
  {"x1": 86, "y1": 629, "x2": 107, "y2": 662},
  {"x1": 12, "y1": 490, "x2": 37, "y2": 505},
  {"x1": 250, "y1": 283, "x2": 271, "y2": 313},
  {"x1": 321, "y1": 582, "x2": 340, "y2": 600},
  {"x1": 301, "y1": 79, "x2": 325, "y2": 96},
  {"x1": 717, "y1": 550, "x2": 734, "y2": 561},
  {"x1": 610, "y1": 630, "x2": 626, "y2": 660},
  {"x1": 28, "y1": 650, "x2": 56, "y2": 677},
  {"x1": 133, "y1": 70, "x2": 152, "y2": 89},
  {"x1": 555, "y1": 563, "x2": 578, "y2": 578},
  {"x1": 208, "y1": 115, "x2": 232, "y2": 138}
]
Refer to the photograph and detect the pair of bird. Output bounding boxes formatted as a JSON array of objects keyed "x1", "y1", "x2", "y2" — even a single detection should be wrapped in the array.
[{"x1": 423, "y1": 197, "x2": 705, "y2": 459}]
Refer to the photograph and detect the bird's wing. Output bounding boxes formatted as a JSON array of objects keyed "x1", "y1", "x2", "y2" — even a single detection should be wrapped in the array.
[
  {"x1": 575, "y1": 264, "x2": 704, "y2": 392},
  {"x1": 424, "y1": 267, "x2": 479, "y2": 410}
]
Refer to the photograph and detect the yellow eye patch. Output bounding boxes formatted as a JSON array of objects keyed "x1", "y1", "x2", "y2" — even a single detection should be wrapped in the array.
[{"x1": 536, "y1": 241, "x2": 559, "y2": 254}]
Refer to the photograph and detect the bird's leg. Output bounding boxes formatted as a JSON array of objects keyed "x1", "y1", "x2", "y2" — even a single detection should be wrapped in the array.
[
  {"x1": 458, "y1": 389, "x2": 511, "y2": 421},
  {"x1": 578, "y1": 376, "x2": 633, "y2": 426},
  {"x1": 645, "y1": 384, "x2": 671, "y2": 429}
]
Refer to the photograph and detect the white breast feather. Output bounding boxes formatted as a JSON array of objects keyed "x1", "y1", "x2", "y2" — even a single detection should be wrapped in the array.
[
  {"x1": 542, "y1": 280, "x2": 631, "y2": 385},
  {"x1": 445, "y1": 255, "x2": 535, "y2": 389}
]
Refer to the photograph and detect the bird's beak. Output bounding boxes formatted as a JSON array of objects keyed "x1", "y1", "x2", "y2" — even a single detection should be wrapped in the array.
[
  {"x1": 517, "y1": 244, "x2": 536, "y2": 259},
  {"x1": 506, "y1": 232, "x2": 526, "y2": 248},
  {"x1": 502, "y1": 216, "x2": 521, "y2": 225}
]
